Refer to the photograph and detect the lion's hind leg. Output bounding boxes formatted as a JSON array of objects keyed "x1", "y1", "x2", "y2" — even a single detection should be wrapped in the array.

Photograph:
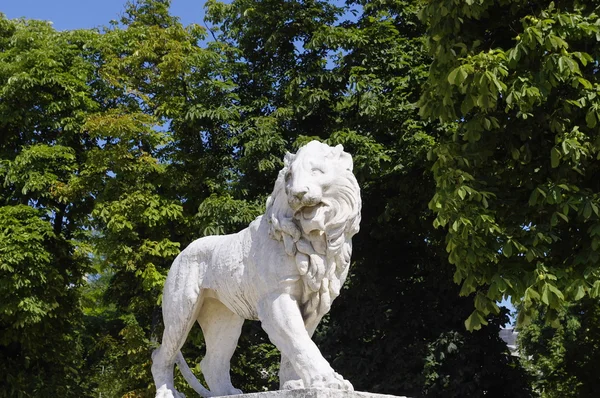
[
  {"x1": 198, "y1": 297, "x2": 245, "y2": 396},
  {"x1": 152, "y1": 257, "x2": 205, "y2": 398}
]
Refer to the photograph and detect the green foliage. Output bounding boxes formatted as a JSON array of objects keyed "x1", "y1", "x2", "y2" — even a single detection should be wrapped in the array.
[
  {"x1": 519, "y1": 298, "x2": 600, "y2": 398},
  {"x1": 0, "y1": 13, "x2": 94, "y2": 396},
  {"x1": 0, "y1": 206, "x2": 58, "y2": 330},
  {"x1": 419, "y1": 0, "x2": 600, "y2": 328}
]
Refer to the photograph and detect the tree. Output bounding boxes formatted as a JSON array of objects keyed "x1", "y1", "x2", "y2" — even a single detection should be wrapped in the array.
[
  {"x1": 419, "y1": 0, "x2": 600, "y2": 329},
  {"x1": 0, "y1": 14, "x2": 102, "y2": 396},
  {"x1": 78, "y1": 1, "x2": 276, "y2": 395},
  {"x1": 0, "y1": 2, "x2": 212, "y2": 394},
  {"x1": 518, "y1": 298, "x2": 600, "y2": 398}
]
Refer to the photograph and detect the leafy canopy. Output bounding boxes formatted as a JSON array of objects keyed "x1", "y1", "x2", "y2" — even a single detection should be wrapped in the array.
[{"x1": 419, "y1": 0, "x2": 600, "y2": 329}]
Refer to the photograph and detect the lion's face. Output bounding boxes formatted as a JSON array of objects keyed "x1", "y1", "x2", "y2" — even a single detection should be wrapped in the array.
[
  {"x1": 266, "y1": 140, "x2": 360, "y2": 253},
  {"x1": 284, "y1": 141, "x2": 353, "y2": 211},
  {"x1": 282, "y1": 141, "x2": 358, "y2": 236}
]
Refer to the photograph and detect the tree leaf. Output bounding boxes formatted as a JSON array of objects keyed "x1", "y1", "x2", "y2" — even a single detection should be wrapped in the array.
[
  {"x1": 586, "y1": 110, "x2": 597, "y2": 128},
  {"x1": 551, "y1": 147, "x2": 561, "y2": 168}
]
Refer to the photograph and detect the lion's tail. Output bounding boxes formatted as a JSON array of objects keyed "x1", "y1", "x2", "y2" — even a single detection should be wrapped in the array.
[{"x1": 175, "y1": 351, "x2": 213, "y2": 397}]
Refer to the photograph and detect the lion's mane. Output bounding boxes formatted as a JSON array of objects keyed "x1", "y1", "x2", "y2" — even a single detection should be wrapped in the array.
[{"x1": 265, "y1": 150, "x2": 361, "y2": 325}]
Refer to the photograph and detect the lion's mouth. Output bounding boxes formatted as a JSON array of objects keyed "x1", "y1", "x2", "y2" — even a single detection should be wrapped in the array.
[
  {"x1": 300, "y1": 203, "x2": 322, "y2": 219},
  {"x1": 294, "y1": 203, "x2": 328, "y2": 234}
]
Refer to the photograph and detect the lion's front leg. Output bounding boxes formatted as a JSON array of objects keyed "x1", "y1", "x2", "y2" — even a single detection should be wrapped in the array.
[
  {"x1": 258, "y1": 293, "x2": 353, "y2": 391},
  {"x1": 279, "y1": 312, "x2": 322, "y2": 390}
]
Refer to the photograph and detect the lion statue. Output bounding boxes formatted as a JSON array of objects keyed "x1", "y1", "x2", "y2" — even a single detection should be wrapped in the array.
[{"x1": 152, "y1": 141, "x2": 362, "y2": 398}]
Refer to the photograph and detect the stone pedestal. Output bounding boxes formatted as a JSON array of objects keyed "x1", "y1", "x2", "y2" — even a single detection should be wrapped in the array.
[{"x1": 213, "y1": 389, "x2": 408, "y2": 398}]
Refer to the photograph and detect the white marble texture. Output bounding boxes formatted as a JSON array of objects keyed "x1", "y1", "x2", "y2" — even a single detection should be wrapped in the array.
[{"x1": 152, "y1": 141, "x2": 362, "y2": 398}]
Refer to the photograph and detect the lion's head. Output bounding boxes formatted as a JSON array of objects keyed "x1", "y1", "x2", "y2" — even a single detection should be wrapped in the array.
[{"x1": 266, "y1": 141, "x2": 361, "y2": 323}]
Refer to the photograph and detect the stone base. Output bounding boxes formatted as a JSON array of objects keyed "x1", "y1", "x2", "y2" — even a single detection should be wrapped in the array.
[{"x1": 213, "y1": 389, "x2": 407, "y2": 398}]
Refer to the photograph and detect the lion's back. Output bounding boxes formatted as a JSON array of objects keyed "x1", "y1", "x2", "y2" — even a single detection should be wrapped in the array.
[{"x1": 180, "y1": 231, "x2": 248, "y2": 285}]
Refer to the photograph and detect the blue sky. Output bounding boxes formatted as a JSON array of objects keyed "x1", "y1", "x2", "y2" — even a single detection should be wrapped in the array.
[{"x1": 1, "y1": 0, "x2": 207, "y2": 30}]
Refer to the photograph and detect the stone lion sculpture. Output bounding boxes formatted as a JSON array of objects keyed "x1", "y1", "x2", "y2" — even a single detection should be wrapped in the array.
[{"x1": 152, "y1": 141, "x2": 362, "y2": 398}]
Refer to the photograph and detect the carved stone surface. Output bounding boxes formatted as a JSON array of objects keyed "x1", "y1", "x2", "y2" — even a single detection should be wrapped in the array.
[
  {"x1": 212, "y1": 389, "x2": 407, "y2": 398},
  {"x1": 152, "y1": 141, "x2": 362, "y2": 398}
]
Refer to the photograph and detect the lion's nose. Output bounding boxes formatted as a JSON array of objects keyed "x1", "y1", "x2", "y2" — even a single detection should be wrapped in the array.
[{"x1": 292, "y1": 187, "x2": 309, "y2": 200}]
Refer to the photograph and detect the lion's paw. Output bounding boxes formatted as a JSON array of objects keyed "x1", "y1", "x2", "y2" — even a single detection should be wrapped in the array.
[
  {"x1": 309, "y1": 372, "x2": 353, "y2": 391},
  {"x1": 281, "y1": 379, "x2": 305, "y2": 390},
  {"x1": 224, "y1": 387, "x2": 243, "y2": 396},
  {"x1": 210, "y1": 385, "x2": 243, "y2": 396},
  {"x1": 334, "y1": 372, "x2": 354, "y2": 392},
  {"x1": 156, "y1": 385, "x2": 186, "y2": 398}
]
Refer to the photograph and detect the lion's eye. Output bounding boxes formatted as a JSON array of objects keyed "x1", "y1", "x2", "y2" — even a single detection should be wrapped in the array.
[
  {"x1": 285, "y1": 171, "x2": 292, "y2": 182},
  {"x1": 311, "y1": 167, "x2": 324, "y2": 175}
]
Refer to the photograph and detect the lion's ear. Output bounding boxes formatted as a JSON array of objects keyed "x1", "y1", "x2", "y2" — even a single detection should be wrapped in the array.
[
  {"x1": 284, "y1": 152, "x2": 295, "y2": 167},
  {"x1": 339, "y1": 151, "x2": 353, "y2": 171},
  {"x1": 331, "y1": 145, "x2": 353, "y2": 172}
]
